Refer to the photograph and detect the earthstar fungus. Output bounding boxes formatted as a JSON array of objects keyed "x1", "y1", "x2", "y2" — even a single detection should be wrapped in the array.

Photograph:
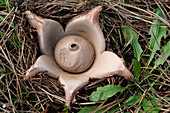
[{"x1": 25, "y1": 6, "x2": 133, "y2": 107}]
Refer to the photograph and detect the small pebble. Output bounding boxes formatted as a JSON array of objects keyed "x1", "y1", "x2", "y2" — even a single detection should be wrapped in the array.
[{"x1": 2, "y1": 104, "x2": 6, "y2": 108}]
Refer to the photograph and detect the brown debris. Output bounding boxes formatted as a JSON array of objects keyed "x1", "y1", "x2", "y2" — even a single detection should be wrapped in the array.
[{"x1": 0, "y1": 0, "x2": 169, "y2": 112}]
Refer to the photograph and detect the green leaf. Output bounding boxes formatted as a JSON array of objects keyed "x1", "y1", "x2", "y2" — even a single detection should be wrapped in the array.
[
  {"x1": 132, "y1": 59, "x2": 141, "y2": 79},
  {"x1": 148, "y1": 8, "x2": 168, "y2": 65},
  {"x1": 125, "y1": 95, "x2": 140, "y2": 105},
  {"x1": 141, "y1": 98, "x2": 152, "y2": 111},
  {"x1": 89, "y1": 85, "x2": 126, "y2": 102},
  {"x1": 25, "y1": 93, "x2": 30, "y2": 100},
  {"x1": 149, "y1": 111, "x2": 157, "y2": 113},
  {"x1": 109, "y1": 95, "x2": 161, "y2": 113},
  {"x1": 122, "y1": 25, "x2": 143, "y2": 61},
  {"x1": 154, "y1": 40, "x2": 170, "y2": 67},
  {"x1": 62, "y1": 106, "x2": 68, "y2": 113},
  {"x1": 78, "y1": 105, "x2": 105, "y2": 113}
]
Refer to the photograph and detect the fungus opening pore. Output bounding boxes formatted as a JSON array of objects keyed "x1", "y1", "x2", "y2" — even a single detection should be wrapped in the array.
[
  {"x1": 71, "y1": 44, "x2": 76, "y2": 48},
  {"x1": 69, "y1": 43, "x2": 79, "y2": 51}
]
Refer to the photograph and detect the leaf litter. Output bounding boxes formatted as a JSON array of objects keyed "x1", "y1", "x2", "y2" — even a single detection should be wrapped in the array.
[{"x1": 0, "y1": 0, "x2": 169, "y2": 112}]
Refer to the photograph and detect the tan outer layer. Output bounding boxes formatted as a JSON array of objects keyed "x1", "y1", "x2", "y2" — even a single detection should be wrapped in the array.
[
  {"x1": 25, "y1": 52, "x2": 132, "y2": 106},
  {"x1": 87, "y1": 51, "x2": 133, "y2": 79},
  {"x1": 24, "y1": 55, "x2": 63, "y2": 80},
  {"x1": 25, "y1": 11, "x2": 64, "y2": 56}
]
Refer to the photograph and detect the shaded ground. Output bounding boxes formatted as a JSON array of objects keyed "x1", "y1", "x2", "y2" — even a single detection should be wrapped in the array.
[{"x1": 0, "y1": 0, "x2": 169, "y2": 113}]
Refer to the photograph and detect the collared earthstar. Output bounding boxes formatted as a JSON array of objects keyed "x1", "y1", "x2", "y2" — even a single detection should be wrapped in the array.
[{"x1": 25, "y1": 6, "x2": 133, "y2": 107}]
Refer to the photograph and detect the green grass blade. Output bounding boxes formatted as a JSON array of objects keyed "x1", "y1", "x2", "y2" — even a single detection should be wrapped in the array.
[
  {"x1": 0, "y1": 16, "x2": 14, "y2": 28},
  {"x1": 147, "y1": 79, "x2": 158, "y2": 113},
  {"x1": 0, "y1": 32, "x2": 20, "y2": 48},
  {"x1": 109, "y1": 95, "x2": 140, "y2": 113},
  {"x1": 4, "y1": 0, "x2": 11, "y2": 12}
]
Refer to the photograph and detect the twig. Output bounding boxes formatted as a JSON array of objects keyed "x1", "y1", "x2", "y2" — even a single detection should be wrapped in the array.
[
  {"x1": 120, "y1": 3, "x2": 170, "y2": 28},
  {"x1": 40, "y1": 88, "x2": 66, "y2": 102}
]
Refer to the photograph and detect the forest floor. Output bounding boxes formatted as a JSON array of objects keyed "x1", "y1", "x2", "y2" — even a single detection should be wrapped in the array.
[{"x1": 0, "y1": 0, "x2": 169, "y2": 113}]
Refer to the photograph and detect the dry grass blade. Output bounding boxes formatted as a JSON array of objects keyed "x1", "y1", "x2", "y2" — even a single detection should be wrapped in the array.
[{"x1": 40, "y1": 88, "x2": 66, "y2": 103}]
